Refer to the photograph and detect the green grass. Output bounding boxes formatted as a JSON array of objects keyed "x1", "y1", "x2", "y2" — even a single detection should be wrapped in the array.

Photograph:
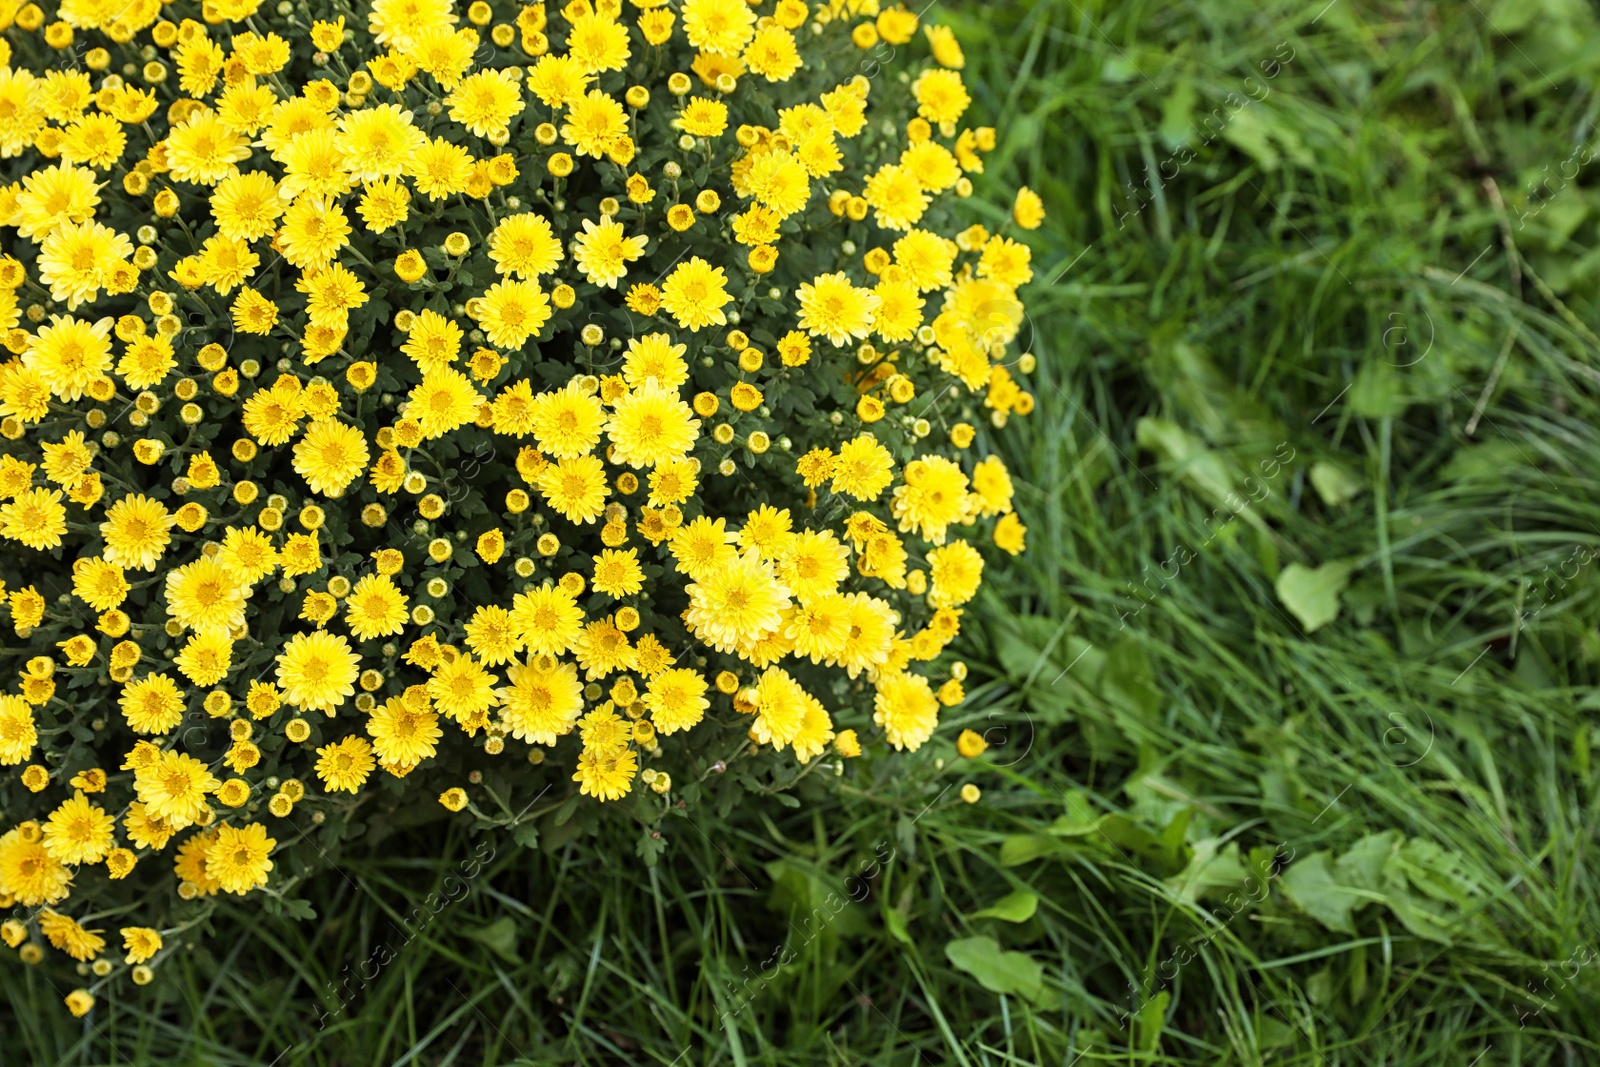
[{"x1": 10, "y1": 0, "x2": 1600, "y2": 1062}]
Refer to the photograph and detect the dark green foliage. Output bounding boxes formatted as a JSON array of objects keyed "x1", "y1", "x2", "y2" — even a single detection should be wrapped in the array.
[{"x1": 8, "y1": 0, "x2": 1600, "y2": 1061}]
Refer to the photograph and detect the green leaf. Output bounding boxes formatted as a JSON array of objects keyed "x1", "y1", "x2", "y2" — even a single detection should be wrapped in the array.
[
  {"x1": 1538, "y1": 195, "x2": 1587, "y2": 243},
  {"x1": 1440, "y1": 440, "x2": 1530, "y2": 484},
  {"x1": 1279, "y1": 852, "x2": 1366, "y2": 933},
  {"x1": 279, "y1": 897, "x2": 317, "y2": 922},
  {"x1": 552, "y1": 795, "x2": 580, "y2": 826},
  {"x1": 1488, "y1": 0, "x2": 1588, "y2": 34},
  {"x1": 1050, "y1": 792, "x2": 1103, "y2": 837},
  {"x1": 991, "y1": 614, "x2": 1071, "y2": 685},
  {"x1": 1349, "y1": 362, "x2": 1408, "y2": 419},
  {"x1": 882, "y1": 906, "x2": 912, "y2": 945},
  {"x1": 464, "y1": 917, "x2": 520, "y2": 964},
  {"x1": 1101, "y1": 637, "x2": 1163, "y2": 721},
  {"x1": 1275, "y1": 560, "x2": 1354, "y2": 633},
  {"x1": 1219, "y1": 105, "x2": 1279, "y2": 169},
  {"x1": 1056, "y1": 637, "x2": 1105, "y2": 688},
  {"x1": 764, "y1": 859, "x2": 817, "y2": 916},
  {"x1": 1158, "y1": 806, "x2": 1193, "y2": 860},
  {"x1": 999, "y1": 834, "x2": 1062, "y2": 867},
  {"x1": 1393, "y1": 837, "x2": 1480, "y2": 906},
  {"x1": 1380, "y1": 887, "x2": 1458, "y2": 944},
  {"x1": 1135, "y1": 990, "x2": 1170, "y2": 1052},
  {"x1": 1380, "y1": 837, "x2": 1477, "y2": 944},
  {"x1": 511, "y1": 822, "x2": 539, "y2": 851},
  {"x1": 988, "y1": 615, "x2": 1081, "y2": 722},
  {"x1": 944, "y1": 937, "x2": 1043, "y2": 1001},
  {"x1": 1165, "y1": 838, "x2": 1249, "y2": 906},
  {"x1": 1220, "y1": 103, "x2": 1312, "y2": 170},
  {"x1": 1309, "y1": 461, "x2": 1364, "y2": 506},
  {"x1": 1101, "y1": 56, "x2": 1140, "y2": 84},
  {"x1": 1257, "y1": 1016, "x2": 1299, "y2": 1051},
  {"x1": 972, "y1": 890, "x2": 1038, "y2": 923},
  {"x1": 1096, "y1": 813, "x2": 1188, "y2": 875},
  {"x1": 1135, "y1": 417, "x2": 1238, "y2": 511},
  {"x1": 1160, "y1": 79, "x2": 1197, "y2": 148},
  {"x1": 634, "y1": 827, "x2": 666, "y2": 866},
  {"x1": 1333, "y1": 831, "x2": 1399, "y2": 891},
  {"x1": 1001, "y1": 801, "x2": 1193, "y2": 876},
  {"x1": 1280, "y1": 834, "x2": 1473, "y2": 944}
]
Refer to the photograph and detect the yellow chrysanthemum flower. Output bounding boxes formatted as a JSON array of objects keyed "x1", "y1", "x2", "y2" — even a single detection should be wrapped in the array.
[
  {"x1": 489, "y1": 212, "x2": 563, "y2": 279},
  {"x1": 293, "y1": 420, "x2": 370, "y2": 496},
  {"x1": 204, "y1": 822, "x2": 276, "y2": 894},
  {"x1": 572, "y1": 217, "x2": 649, "y2": 289},
  {"x1": 276, "y1": 631, "x2": 360, "y2": 713},
  {"x1": 0, "y1": 2, "x2": 1043, "y2": 960},
  {"x1": 660, "y1": 257, "x2": 733, "y2": 332}
]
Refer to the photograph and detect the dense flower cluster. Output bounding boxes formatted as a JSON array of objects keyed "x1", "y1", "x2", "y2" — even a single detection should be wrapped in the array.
[{"x1": 0, "y1": 0, "x2": 1039, "y2": 1008}]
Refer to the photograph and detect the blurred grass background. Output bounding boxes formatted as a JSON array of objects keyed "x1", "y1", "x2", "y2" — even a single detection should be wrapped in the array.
[{"x1": 9, "y1": 0, "x2": 1600, "y2": 1062}]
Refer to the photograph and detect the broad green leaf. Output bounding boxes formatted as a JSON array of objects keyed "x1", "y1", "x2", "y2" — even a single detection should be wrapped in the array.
[
  {"x1": 1348, "y1": 362, "x2": 1408, "y2": 418},
  {"x1": 1309, "y1": 461, "x2": 1364, "y2": 506},
  {"x1": 1257, "y1": 1017, "x2": 1299, "y2": 1050},
  {"x1": 882, "y1": 906, "x2": 912, "y2": 945},
  {"x1": 1380, "y1": 887, "x2": 1458, "y2": 944},
  {"x1": 1097, "y1": 814, "x2": 1186, "y2": 874},
  {"x1": 1282, "y1": 834, "x2": 1473, "y2": 944},
  {"x1": 1488, "y1": 0, "x2": 1539, "y2": 31},
  {"x1": 1280, "y1": 852, "x2": 1366, "y2": 933},
  {"x1": 1160, "y1": 79, "x2": 1197, "y2": 148},
  {"x1": 1124, "y1": 772, "x2": 1196, "y2": 830},
  {"x1": 1101, "y1": 637, "x2": 1164, "y2": 720},
  {"x1": 1034, "y1": 805, "x2": 1190, "y2": 874},
  {"x1": 464, "y1": 917, "x2": 519, "y2": 964},
  {"x1": 278, "y1": 897, "x2": 316, "y2": 922},
  {"x1": 1166, "y1": 838, "x2": 1249, "y2": 906},
  {"x1": 945, "y1": 937, "x2": 1043, "y2": 1001},
  {"x1": 1102, "y1": 56, "x2": 1140, "y2": 84},
  {"x1": 1489, "y1": 0, "x2": 1592, "y2": 35},
  {"x1": 1219, "y1": 104, "x2": 1278, "y2": 169},
  {"x1": 1394, "y1": 837, "x2": 1479, "y2": 906},
  {"x1": 1215, "y1": 100, "x2": 1313, "y2": 169},
  {"x1": 1276, "y1": 561, "x2": 1354, "y2": 633},
  {"x1": 634, "y1": 826, "x2": 666, "y2": 865},
  {"x1": 991, "y1": 614, "x2": 1071, "y2": 685},
  {"x1": 972, "y1": 890, "x2": 1039, "y2": 923},
  {"x1": 763, "y1": 859, "x2": 867, "y2": 949},
  {"x1": 989, "y1": 615, "x2": 1083, "y2": 723},
  {"x1": 1058, "y1": 636, "x2": 1105, "y2": 687},
  {"x1": 1379, "y1": 838, "x2": 1477, "y2": 944},
  {"x1": 1258, "y1": 104, "x2": 1313, "y2": 167},
  {"x1": 1000, "y1": 834, "x2": 1062, "y2": 867},
  {"x1": 1135, "y1": 417, "x2": 1238, "y2": 510},
  {"x1": 1146, "y1": 340, "x2": 1283, "y2": 446},
  {"x1": 1440, "y1": 440, "x2": 1531, "y2": 484},
  {"x1": 1538, "y1": 195, "x2": 1588, "y2": 243},
  {"x1": 1159, "y1": 807, "x2": 1193, "y2": 860},
  {"x1": 1333, "y1": 831, "x2": 1400, "y2": 891},
  {"x1": 552, "y1": 795, "x2": 580, "y2": 827},
  {"x1": 1135, "y1": 990, "x2": 1170, "y2": 1052},
  {"x1": 1049, "y1": 794, "x2": 1104, "y2": 836},
  {"x1": 765, "y1": 859, "x2": 817, "y2": 916}
]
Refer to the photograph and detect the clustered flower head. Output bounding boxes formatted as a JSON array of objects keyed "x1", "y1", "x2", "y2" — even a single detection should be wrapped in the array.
[{"x1": 0, "y1": 0, "x2": 1040, "y2": 1005}]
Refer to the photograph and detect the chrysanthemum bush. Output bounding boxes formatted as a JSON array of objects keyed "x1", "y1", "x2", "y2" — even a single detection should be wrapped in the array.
[{"x1": 0, "y1": 0, "x2": 1041, "y2": 1010}]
